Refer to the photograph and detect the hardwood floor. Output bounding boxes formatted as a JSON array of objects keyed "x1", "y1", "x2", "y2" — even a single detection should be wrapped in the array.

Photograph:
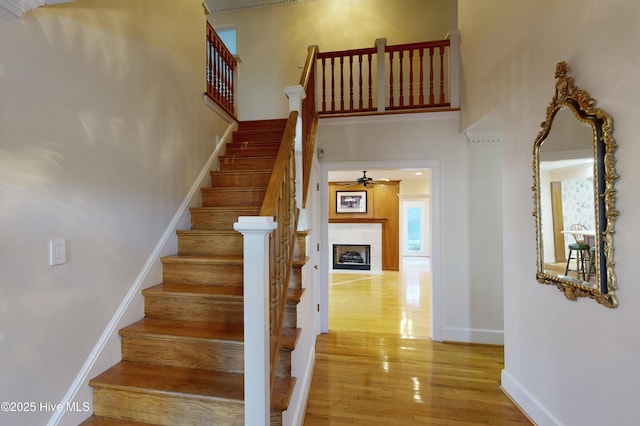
[{"x1": 303, "y1": 258, "x2": 532, "y2": 425}]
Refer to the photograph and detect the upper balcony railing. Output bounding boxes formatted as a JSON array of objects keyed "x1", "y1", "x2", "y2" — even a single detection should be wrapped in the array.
[
  {"x1": 206, "y1": 22, "x2": 237, "y2": 118},
  {"x1": 316, "y1": 36, "x2": 459, "y2": 116}
]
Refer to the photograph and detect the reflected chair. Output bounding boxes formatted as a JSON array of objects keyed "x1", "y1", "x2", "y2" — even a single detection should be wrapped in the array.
[
  {"x1": 586, "y1": 246, "x2": 597, "y2": 281},
  {"x1": 564, "y1": 224, "x2": 591, "y2": 281}
]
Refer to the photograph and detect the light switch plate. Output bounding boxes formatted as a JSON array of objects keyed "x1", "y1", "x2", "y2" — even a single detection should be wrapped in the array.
[{"x1": 50, "y1": 239, "x2": 66, "y2": 266}]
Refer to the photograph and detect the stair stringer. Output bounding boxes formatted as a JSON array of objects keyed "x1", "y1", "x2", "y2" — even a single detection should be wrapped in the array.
[
  {"x1": 281, "y1": 230, "x2": 317, "y2": 426},
  {"x1": 49, "y1": 120, "x2": 237, "y2": 426}
]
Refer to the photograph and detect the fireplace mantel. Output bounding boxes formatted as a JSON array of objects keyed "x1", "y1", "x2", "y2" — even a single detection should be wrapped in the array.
[{"x1": 329, "y1": 218, "x2": 387, "y2": 224}]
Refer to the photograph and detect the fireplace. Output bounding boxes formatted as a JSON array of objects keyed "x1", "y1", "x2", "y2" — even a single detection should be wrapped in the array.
[{"x1": 333, "y1": 244, "x2": 371, "y2": 270}]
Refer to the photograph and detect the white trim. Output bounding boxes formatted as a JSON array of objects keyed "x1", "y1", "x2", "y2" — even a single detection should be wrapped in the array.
[
  {"x1": 282, "y1": 343, "x2": 316, "y2": 426},
  {"x1": 0, "y1": 0, "x2": 75, "y2": 16},
  {"x1": 319, "y1": 110, "x2": 460, "y2": 126},
  {"x1": 203, "y1": 93, "x2": 238, "y2": 124},
  {"x1": 0, "y1": 0, "x2": 41, "y2": 16},
  {"x1": 465, "y1": 129, "x2": 502, "y2": 145},
  {"x1": 209, "y1": 0, "x2": 297, "y2": 14},
  {"x1": 234, "y1": 216, "x2": 277, "y2": 426},
  {"x1": 442, "y1": 327, "x2": 504, "y2": 345},
  {"x1": 319, "y1": 159, "x2": 442, "y2": 341},
  {"x1": 501, "y1": 369, "x2": 563, "y2": 426},
  {"x1": 48, "y1": 121, "x2": 236, "y2": 426}
]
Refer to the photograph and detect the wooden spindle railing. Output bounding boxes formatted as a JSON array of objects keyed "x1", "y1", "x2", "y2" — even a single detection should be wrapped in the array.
[
  {"x1": 205, "y1": 22, "x2": 237, "y2": 118},
  {"x1": 318, "y1": 46, "x2": 377, "y2": 115},
  {"x1": 317, "y1": 38, "x2": 452, "y2": 115},
  {"x1": 259, "y1": 111, "x2": 299, "y2": 393}
]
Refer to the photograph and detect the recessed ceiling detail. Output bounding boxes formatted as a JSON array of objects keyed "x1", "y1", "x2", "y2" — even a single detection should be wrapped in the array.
[{"x1": 207, "y1": 0, "x2": 298, "y2": 14}]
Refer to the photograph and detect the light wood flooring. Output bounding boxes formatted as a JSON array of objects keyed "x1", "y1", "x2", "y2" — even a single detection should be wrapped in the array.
[{"x1": 303, "y1": 258, "x2": 532, "y2": 425}]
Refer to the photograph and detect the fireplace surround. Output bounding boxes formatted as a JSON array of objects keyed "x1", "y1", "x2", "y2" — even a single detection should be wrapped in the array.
[{"x1": 328, "y1": 222, "x2": 382, "y2": 273}]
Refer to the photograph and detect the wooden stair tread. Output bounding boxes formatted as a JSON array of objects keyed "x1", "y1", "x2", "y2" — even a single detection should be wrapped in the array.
[
  {"x1": 231, "y1": 132, "x2": 285, "y2": 143},
  {"x1": 222, "y1": 152, "x2": 277, "y2": 157},
  {"x1": 210, "y1": 169, "x2": 272, "y2": 175},
  {"x1": 280, "y1": 328, "x2": 301, "y2": 351},
  {"x1": 201, "y1": 185, "x2": 268, "y2": 191},
  {"x1": 287, "y1": 287, "x2": 304, "y2": 303},
  {"x1": 90, "y1": 361, "x2": 244, "y2": 401},
  {"x1": 227, "y1": 140, "x2": 281, "y2": 148},
  {"x1": 292, "y1": 256, "x2": 309, "y2": 267},
  {"x1": 272, "y1": 376, "x2": 296, "y2": 412},
  {"x1": 91, "y1": 361, "x2": 294, "y2": 411},
  {"x1": 176, "y1": 229, "x2": 240, "y2": 236},
  {"x1": 190, "y1": 206, "x2": 261, "y2": 213},
  {"x1": 161, "y1": 254, "x2": 243, "y2": 265},
  {"x1": 237, "y1": 118, "x2": 288, "y2": 131},
  {"x1": 144, "y1": 283, "x2": 243, "y2": 298},
  {"x1": 80, "y1": 415, "x2": 156, "y2": 425},
  {"x1": 120, "y1": 318, "x2": 243, "y2": 342}
]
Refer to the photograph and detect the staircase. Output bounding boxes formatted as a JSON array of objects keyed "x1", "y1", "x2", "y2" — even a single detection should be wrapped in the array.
[{"x1": 81, "y1": 119, "x2": 306, "y2": 425}]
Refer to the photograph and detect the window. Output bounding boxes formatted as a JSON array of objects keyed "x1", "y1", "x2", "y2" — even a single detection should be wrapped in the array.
[
  {"x1": 216, "y1": 27, "x2": 237, "y2": 55},
  {"x1": 402, "y1": 199, "x2": 430, "y2": 257}
]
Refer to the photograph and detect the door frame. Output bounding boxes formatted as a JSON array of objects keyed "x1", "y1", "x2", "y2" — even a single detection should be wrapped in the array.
[{"x1": 319, "y1": 159, "x2": 442, "y2": 341}]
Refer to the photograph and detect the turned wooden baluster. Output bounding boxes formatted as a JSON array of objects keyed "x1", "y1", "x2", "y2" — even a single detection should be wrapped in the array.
[
  {"x1": 348, "y1": 55, "x2": 354, "y2": 111},
  {"x1": 408, "y1": 49, "x2": 414, "y2": 107},
  {"x1": 367, "y1": 53, "x2": 373, "y2": 110},
  {"x1": 419, "y1": 47, "x2": 425, "y2": 105},
  {"x1": 339, "y1": 56, "x2": 345, "y2": 111},
  {"x1": 398, "y1": 50, "x2": 404, "y2": 107},
  {"x1": 439, "y1": 45, "x2": 445, "y2": 104},
  {"x1": 429, "y1": 46, "x2": 435, "y2": 105},
  {"x1": 389, "y1": 51, "x2": 394, "y2": 108}
]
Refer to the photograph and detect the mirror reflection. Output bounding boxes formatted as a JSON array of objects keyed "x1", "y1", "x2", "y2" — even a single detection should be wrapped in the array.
[
  {"x1": 532, "y1": 62, "x2": 618, "y2": 308},
  {"x1": 538, "y1": 107, "x2": 597, "y2": 288}
]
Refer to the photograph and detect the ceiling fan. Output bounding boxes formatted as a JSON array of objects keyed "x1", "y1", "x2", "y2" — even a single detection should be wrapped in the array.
[{"x1": 337, "y1": 171, "x2": 384, "y2": 188}]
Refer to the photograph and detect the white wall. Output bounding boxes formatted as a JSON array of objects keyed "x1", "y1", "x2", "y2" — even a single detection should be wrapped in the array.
[
  {"x1": 0, "y1": 1, "x2": 232, "y2": 425},
  {"x1": 459, "y1": 0, "x2": 640, "y2": 424},
  {"x1": 210, "y1": 0, "x2": 450, "y2": 120}
]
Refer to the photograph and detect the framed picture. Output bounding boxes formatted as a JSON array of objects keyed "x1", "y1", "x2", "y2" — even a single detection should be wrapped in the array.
[{"x1": 336, "y1": 191, "x2": 367, "y2": 213}]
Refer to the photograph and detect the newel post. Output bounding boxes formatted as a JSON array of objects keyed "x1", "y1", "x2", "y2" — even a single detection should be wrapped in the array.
[
  {"x1": 375, "y1": 38, "x2": 387, "y2": 112},
  {"x1": 233, "y1": 216, "x2": 277, "y2": 426},
  {"x1": 446, "y1": 30, "x2": 460, "y2": 109}
]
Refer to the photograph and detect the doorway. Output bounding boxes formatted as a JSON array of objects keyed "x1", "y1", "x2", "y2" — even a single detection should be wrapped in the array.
[{"x1": 319, "y1": 160, "x2": 442, "y2": 341}]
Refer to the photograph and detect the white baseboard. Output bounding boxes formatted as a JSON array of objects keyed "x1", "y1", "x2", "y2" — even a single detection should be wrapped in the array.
[
  {"x1": 442, "y1": 326, "x2": 504, "y2": 345},
  {"x1": 283, "y1": 345, "x2": 316, "y2": 426},
  {"x1": 48, "y1": 121, "x2": 236, "y2": 426},
  {"x1": 501, "y1": 368, "x2": 562, "y2": 426}
]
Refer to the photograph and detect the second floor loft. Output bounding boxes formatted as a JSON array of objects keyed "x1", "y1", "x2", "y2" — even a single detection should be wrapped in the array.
[{"x1": 206, "y1": 21, "x2": 460, "y2": 120}]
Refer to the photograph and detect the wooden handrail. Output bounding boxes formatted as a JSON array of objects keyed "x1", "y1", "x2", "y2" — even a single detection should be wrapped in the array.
[
  {"x1": 299, "y1": 46, "x2": 319, "y2": 208},
  {"x1": 300, "y1": 45, "x2": 319, "y2": 87},
  {"x1": 260, "y1": 111, "x2": 297, "y2": 217},
  {"x1": 259, "y1": 111, "x2": 299, "y2": 391}
]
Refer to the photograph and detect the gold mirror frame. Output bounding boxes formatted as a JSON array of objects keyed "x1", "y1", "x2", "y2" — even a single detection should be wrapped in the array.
[{"x1": 532, "y1": 62, "x2": 619, "y2": 308}]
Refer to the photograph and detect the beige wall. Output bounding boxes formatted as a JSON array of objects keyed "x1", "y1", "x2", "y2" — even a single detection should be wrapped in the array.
[
  {"x1": 0, "y1": 1, "x2": 231, "y2": 424},
  {"x1": 210, "y1": 0, "x2": 451, "y2": 120},
  {"x1": 459, "y1": 1, "x2": 640, "y2": 424}
]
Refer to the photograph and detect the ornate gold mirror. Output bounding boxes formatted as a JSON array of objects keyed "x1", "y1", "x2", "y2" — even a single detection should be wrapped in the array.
[{"x1": 532, "y1": 62, "x2": 619, "y2": 307}]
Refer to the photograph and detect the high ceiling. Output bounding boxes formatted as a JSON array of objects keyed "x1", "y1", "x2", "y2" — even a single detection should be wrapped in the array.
[
  {"x1": 202, "y1": 0, "x2": 430, "y2": 188},
  {"x1": 205, "y1": 0, "x2": 298, "y2": 14}
]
